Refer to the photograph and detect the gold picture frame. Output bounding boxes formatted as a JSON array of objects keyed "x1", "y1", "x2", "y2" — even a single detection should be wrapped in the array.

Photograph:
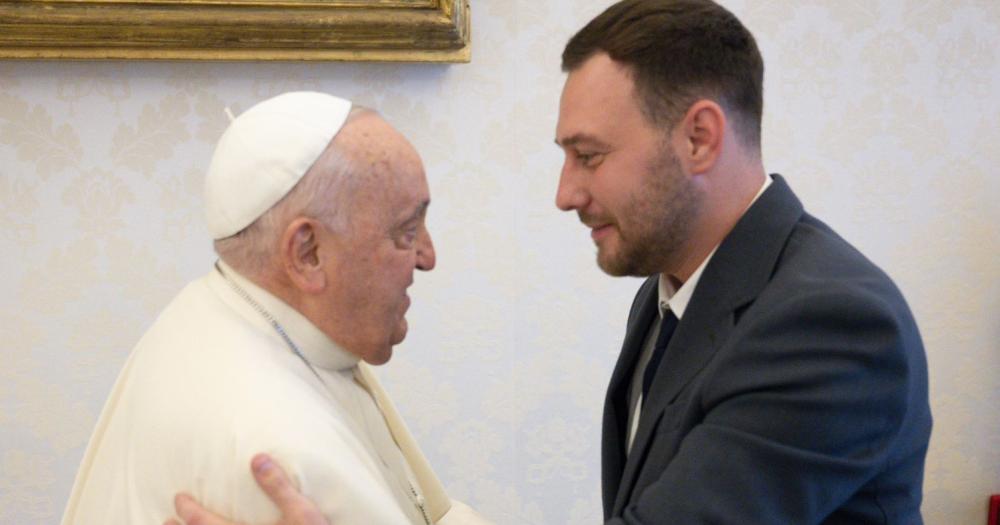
[{"x1": 0, "y1": 0, "x2": 469, "y2": 62}]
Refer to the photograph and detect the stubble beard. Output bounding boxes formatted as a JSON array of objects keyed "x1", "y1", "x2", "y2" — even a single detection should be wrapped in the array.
[{"x1": 597, "y1": 150, "x2": 703, "y2": 277}]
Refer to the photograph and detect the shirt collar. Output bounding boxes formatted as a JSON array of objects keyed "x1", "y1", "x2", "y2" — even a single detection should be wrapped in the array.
[
  {"x1": 657, "y1": 175, "x2": 773, "y2": 319},
  {"x1": 213, "y1": 260, "x2": 360, "y2": 371}
]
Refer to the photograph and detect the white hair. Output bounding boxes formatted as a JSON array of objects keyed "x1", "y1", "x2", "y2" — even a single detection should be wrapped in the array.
[{"x1": 213, "y1": 107, "x2": 370, "y2": 278}]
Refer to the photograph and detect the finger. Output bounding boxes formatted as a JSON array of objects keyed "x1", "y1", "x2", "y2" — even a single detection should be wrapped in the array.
[
  {"x1": 175, "y1": 492, "x2": 243, "y2": 525},
  {"x1": 252, "y1": 454, "x2": 330, "y2": 525},
  {"x1": 251, "y1": 453, "x2": 306, "y2": 510}
]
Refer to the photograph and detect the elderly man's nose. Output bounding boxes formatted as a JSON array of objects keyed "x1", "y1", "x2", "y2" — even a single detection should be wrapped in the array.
[{"x1": 416, "y1": 229, "x2": 436, "y2": 271}]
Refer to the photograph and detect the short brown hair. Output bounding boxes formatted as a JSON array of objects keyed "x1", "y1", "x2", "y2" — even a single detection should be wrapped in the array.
[{"x1": 562, "y1": 0, "x2": 764, "y2": 148}]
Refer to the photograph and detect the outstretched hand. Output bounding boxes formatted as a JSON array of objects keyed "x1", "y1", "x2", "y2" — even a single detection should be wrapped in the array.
[{"x1": 164, "y1": 454, "x2": 329, "y2": 525}]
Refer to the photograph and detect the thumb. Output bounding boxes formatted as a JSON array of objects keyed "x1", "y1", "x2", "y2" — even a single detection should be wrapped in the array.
[
  {"x1": 250, "y1": 454, "x2": 329, "y2": 525},
  {"x1": 251, "y1": 454, "x2": 304, "y2": 509}
]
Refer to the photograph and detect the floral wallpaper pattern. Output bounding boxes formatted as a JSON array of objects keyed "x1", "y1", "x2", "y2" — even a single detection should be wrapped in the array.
[{"x1": 1, "y1": 1, "x2": 998, "y2": 523}]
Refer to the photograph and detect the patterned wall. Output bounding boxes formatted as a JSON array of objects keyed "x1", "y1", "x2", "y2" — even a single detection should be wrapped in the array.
[{"x1": 1, "y1": 1, "x2": 998, "y2": 523}]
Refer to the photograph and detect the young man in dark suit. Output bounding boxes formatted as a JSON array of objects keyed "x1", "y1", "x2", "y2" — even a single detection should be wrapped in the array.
[{"x1": 553, "y1": 1, "x2": 931, "y2": 522}]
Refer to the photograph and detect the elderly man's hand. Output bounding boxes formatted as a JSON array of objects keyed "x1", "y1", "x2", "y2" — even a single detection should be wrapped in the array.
[{"x1": 163, "y1": 454, "x2": 328, "y2": 525}]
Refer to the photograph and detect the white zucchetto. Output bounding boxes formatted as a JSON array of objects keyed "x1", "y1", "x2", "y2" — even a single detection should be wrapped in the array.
[{"x1": 204, "y1": 91, "x2": 352, "y2": 239}]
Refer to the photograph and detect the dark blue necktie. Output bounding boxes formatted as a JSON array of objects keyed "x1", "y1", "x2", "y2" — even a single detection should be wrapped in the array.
[{"x1": 642, "y1": 310, "x2": 678, "y2": 401}]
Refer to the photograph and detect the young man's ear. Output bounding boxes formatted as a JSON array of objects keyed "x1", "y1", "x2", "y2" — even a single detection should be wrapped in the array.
[
  {"x1": 674, "y1": 99, "x2": 726, "y2": 175},
  {"x1": 281, "y1": 217, "x2": 326, "y2": 293}
]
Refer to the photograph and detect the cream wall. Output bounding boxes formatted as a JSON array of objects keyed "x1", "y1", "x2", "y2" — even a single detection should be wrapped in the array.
[{"x1": 1, "y1": 1, "x2": 998, "y2": 524}]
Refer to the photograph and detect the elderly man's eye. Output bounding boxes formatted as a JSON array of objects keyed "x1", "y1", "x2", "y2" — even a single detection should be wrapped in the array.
[{"x1": 396, "y1": 228, "x2": 418, "y2": 248}]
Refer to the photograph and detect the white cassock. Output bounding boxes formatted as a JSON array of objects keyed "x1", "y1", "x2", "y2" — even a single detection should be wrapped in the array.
[{"x1": 61, "y1": 261, "x2": 489, "y2": 525}]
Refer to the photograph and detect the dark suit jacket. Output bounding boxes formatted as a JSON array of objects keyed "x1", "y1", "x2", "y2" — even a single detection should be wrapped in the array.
[{"x1": 603, "y1": 175, "x2": 931, "y2": 524}]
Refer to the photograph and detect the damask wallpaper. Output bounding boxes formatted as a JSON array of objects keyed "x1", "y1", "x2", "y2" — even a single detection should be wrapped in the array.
[{"x1": 1, "y1": 1, "x2": 998, "y2": 524}]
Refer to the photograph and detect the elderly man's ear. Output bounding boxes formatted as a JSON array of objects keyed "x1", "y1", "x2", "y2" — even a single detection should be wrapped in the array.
[{"x1": 281, "y1": 218, "x2": 327, "y2": 293}]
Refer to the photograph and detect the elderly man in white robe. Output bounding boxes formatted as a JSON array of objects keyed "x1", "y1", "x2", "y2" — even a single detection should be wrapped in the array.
[{"x1": 60, "y1": 92, "x2": 484, "y2": 525}]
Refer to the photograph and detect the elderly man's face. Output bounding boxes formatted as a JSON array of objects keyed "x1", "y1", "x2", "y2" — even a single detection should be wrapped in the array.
[{"x1": 320, "y1": 115, "x2": 435, "y2": 365}]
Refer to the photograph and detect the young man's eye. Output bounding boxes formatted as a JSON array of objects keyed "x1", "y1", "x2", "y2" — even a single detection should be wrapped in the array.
[{"x1": 577, "y1": 152, "x2": 604, "y2": 167}]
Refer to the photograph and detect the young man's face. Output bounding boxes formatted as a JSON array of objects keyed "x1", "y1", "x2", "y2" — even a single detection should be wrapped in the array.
[{"x1": 555, "y1": 53, "x2": 702, "y2": 278}]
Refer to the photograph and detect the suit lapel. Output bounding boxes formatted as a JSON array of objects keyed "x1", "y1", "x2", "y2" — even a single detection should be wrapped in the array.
[
  {"x1": 602, "y1": 276, "x2": 658, "y2": 517},
  {"x1": 609, "y1": 175, "x2": 805, "y2": 516},
  {"x1": 612, "y1": 300, "x2": 738, "y2": 514}
]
